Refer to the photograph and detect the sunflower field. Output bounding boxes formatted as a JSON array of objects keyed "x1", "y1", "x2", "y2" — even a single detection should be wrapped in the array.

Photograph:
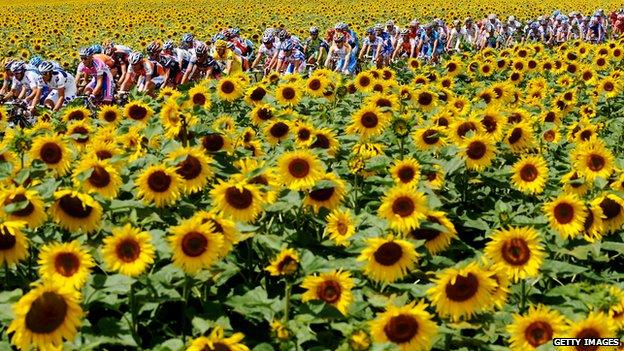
[{"x1": 3, "y1": 3, "x2": 624, "y2": 350}]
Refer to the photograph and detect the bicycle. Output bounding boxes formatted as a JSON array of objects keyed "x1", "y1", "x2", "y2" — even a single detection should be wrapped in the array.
[{"x1": 3, "y1": 100, "x2": 36, "y2": 128}]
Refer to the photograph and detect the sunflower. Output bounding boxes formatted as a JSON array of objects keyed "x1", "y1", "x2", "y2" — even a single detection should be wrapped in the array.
[
  {"x1": 250, "y1": 104, "x2": 275, "y2": 125},
  {"x1": 427, "y1": 262, "x2": 496, "y2": 321},
  {"x1": 29, "y1": 134, "x2": 72, "y2": 176},
  {"x1": 486, "y1": 266, "x2": 510, "y2": 309},
  {"x1": 390, "y1": 158, "x2": 421, "y2": 187},
  {"x1": 357, "y1": 235, "x2": 418, "y2": 284},
  {"x1": 210, "y1": 178, "x2": 265, "y2": 222},
  {"x1": 0, "y1": 186, "x2": 47, "y2": 228},
  {"x1": 124, "y1": 100, "x2": 154, "y2": 123},
  {"x1": 136, "y1": 164, "x2": 182, "y2": 207},
  {"x1": 479, "y1": 109, "x2": 507, "y2": 141},
  {"x1": 349, "y1": 330, "x2": 371, "y2": 351},
  {"x1": 507, "y1": 305, "x2": 567, "y2": 351},
  {"x1": 293, "y1": 121, "x2": 315, "y2": 146},
  {"x1": 243, "y1": 84, "x2": 268, "y2": 105},
  {"x1": 235, "y1": 158, "x2": 279, "y2": 204},
  {"x1": 72, "y1": 158, "x2": 122, "y2": 199},
  {"x1": 101, "y1": 224, "x2": 155, "y2": 277},
  {"x1": 88, "y1": 139, "x2": 119, "y2": 161},
  {"x1": 365, "y1": 93, "x2": 399, "y2": 113},
  {"x1": 304, "y1": 172, "x2": 346, "y2": 213},
  {"x1": 190, "y1": 211, "x2": 238, "y2": 257},
  {"x1": 573, "y1": 141, "x2": 614, "y2": 182},
  {"x1": 598, "y1": 77, "x2": 620, "y2": 98},
  {"x1": 38, "y1": 240, "x2": 94, "y2": 289},
  {"x1": 66, "y1": 120, "x2": 92, "y2": 147},
  {"x1": 167, "y1": 147, "x2": 213, "y2": 194},
  {"x1": 412, "y1": 126, "x2": 446, "y2": 151},
  {"x1": 543, "y1": 194, "x2": 587, "y2": 239},
  {"x1": 409, "y1": 210, "x2": 457, "y2": 254},
  {"x1": 50, "y1": 189, "x2": 102, "y2": 233},
  {"x1": 97, "y1": 105, "x2": 122, "y2": 125},
  {"x1": 169, "y1": 217, "x2": 223, "y2": 274},
  {"x1": 187, "y1": 326, "x2": 250, "y2": 351},
  {"x1": 157, "y1": 86, "x2": 182, "y2": 101},
  {"x1": 461, "y1": 135, "x2": 496, "y2": 171},
  {"x1": 324, "y1": 208, "x2": 356, "y2": 247},
  {"x1": 448, "y1": 116, "x2": 484, "y2": 144},
  {"x1": 378, "y1": 185, "x2": 428, "y2": 233},
  {"x1": 370, "y1": 301, "x2": 438, "y2": 351},
  {"x1": 264, "y1": 120, "x2": 291, "y2": 145},
  {"x1": 62, "y1": 106, "x2": 90, "y2": 121},
  {"x1": 305, "y1": 76, "x2": 329, "y2": 97},
  {"x1": 275, "y1": 82, "x2": 302, "y2": 106},
  {"x1": 354, "y1": 71, "x2": 374, "y2": 91},
  {"x1": 188, "y1": 84, "x2": 212, "y2": 107},
  {"x1": 563, "y1": 312, "x2": 616, "y2": 348},
  {"x1": 595, "y1": 194, "x2": 624, "y2": 233},
  {"x1": 301, "y1": 270, "x2": 354, "y2": 315},
  {"x1": 0, "y1": 221, "x2": 29, "y2": 266},
  {"x1": 561, "y1": 171, "x2": 589, "y2": 197},
  {"x1": 484, "y1": 226, "x2": 544, "y2": 282},
  {"x1": 202, "y1": 133, "x2": 232, "y2": 153},
  {"x1": 510, "y1": 155, "x2": 548, "y2": 195},
  {"x1": 414, "y1": 89, "x2": 438, "y2": 112},
  {"x1": 309, "y1": 128, "x2": 339, "y2": 156},
  {"x1": 7, "y1": 281, "x2": 82, "y2": 351},
  {"x1": 266, "y1": 248, "x2": 299, "y2": 276},
  {"x1": 505, "y1": 122, "x2": 535, "y2": 153},
  {"x1": 346, "y1": 105, "x2": 390, "y2": 139},
  {"x1": 277, "y1": 150, "x2": 324, "y2": 191}
]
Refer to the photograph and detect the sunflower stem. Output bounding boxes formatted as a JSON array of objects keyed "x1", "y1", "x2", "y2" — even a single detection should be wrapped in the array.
[
  {"x1": 129, "y1": 281, "x2": 141, "y2": 349},
  {"x1": 353, "y1": 173, "x2": 359, "y2": 214},
  {"x1": 520, "y1": 279, "x2": 527, "y2": 313},
  {"x1": 182, "y1": 275, "x2": 192, "y2": 343},
  {"x1": 283, "y1": 280, "x2": 291, "y2": 322},
  {"x1": 3, "y1": 261, "x2": 10, "y2": 287}
]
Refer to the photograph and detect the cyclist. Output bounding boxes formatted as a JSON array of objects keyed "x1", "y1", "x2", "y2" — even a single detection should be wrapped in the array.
[
  {"x1": 10, "y1": 61, "x2": 48, "y2": 112},
  {"x1": 303, "y1": 27, "x2": 322, "y2": 67},
  {"x1": 104, "y1": 42, "x2": 131, "y2": 85},
  {"x1": 335, "y1": 22, "x2": 359, "y2": 74},
  {"x1": 375, "y1": 24, "x2": 394, "y2": 67},
  {"x1": 359, "y1": 28, "x2": 384, "y2": 68},
  {"x1": 160, "y1": 40, "x2": 184, "y2": 86},
  {"x1": 212, "y1": 40, "x2": 243, "y2": 76},
  {"x1": 76, "y1": 47, "x2": 115, "y2": 104},
  {"x1": 39, "y1": 61, "x2": 77, "y2": 112},
  {"x1": 180, "y1": 43, "x2": 219, "y2": 83},
  {"x1": 252, "y1": 35, "x2": 277, "y2": 73},
  {"x1": 275, "y1": 40, "x2": 306, "y2": 74},
  {"x1": 0, "y1": 58, "x2": 16, "y2": 97},
  {"x1": 120, "y1": 52, "x2": 165, "y2": 94},
  {"x1": 393, "y1": 29, "x2": 415, "y2": 60},
  {"x1": 324, "y1": 33, "x2": 352, "y2": 74}
]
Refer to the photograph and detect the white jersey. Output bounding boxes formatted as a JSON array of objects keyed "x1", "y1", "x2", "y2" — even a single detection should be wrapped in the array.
[
  {"x1": 47, "y1": 70, "x2": 77, "y2": 96},
  {"x1": 13, "y1": 70, "x2": 45, "y2": 91},
  {"x1": 257, "y1": 44, "x2": 277, "y2": 59}
]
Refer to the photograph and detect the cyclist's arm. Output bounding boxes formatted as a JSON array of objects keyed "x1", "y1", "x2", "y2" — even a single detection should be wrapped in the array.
[
  {"x1": 118, "y1": 63, "x2": 128, "y2": 85},
  {"x1": 251, "y1": 52, "x2": 262, "y2": 68},
  {"x1": 181, "y1": 63, "x2": 195, "y2": 84},
  {"x1": 342, "y1": 44, "x2": 352, "y2": 71},
  {"x1": 324, "y1": 46, "x2": 334, "y2": 67},
  {"x1": 358, "y1": 44, "x2": 368, "y2": 59},
  {"x1": 53, "y1": 87, "x2": 65, "y2": 112}
]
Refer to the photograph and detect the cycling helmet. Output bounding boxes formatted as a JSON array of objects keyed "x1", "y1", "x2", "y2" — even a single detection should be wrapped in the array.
[
  {"x1": 90, "y1": 44, "x2": 103, "y2": 54},
  {"x1": 129, "y1": 52, "x2": 143, "y2": 65},
  {"x1": 280, "y1": 41, "x2": 294, "y2": 51},
  {"x1": 231, "y1": 28, "x2": 241, "y2": 36},
  {"x1": 182, "y1": 33, "x2": 194, "y2": 43},
  {"x1": 10, "y1": 61, "x2": 26, "y2": 73},
  {"x1": 261, "y1": 35, "x2": 273, "y2": 44},
  {"x1": 195, "y1": 43, "x2": 208, "y2": 56},
  {"x1": 277, "y1": 29, "x2": 288, "y2": 40},
  {"x1": 366, "y1": 28, "x2": 374, "y2": 35},
  {"x1": 39, "y1": 61, "x2": 55, "y2": 73},
  {"x1": 3, "y1": 58, "x2": 15, "y2": 71},
  {"x1": 309, "y1": 26, "x2": 319, "y2": 35},
  {"x1": 334, "y1": 33, "x2": 345, "y2": 43},
  {"x1": 374, "y1": 24, "x2": 383, "y2": 31},
  {"x1": 409, "y1": 20, "x2": 419, "y2": 27},
  {"x1": 163, "y1": 40, "x2": 175, "y2": 51},
  {"x1": 335, "y1": 22, "x2": 348, "y2": 31},
  {"x1": 79, "y1": 47, "x2": 94, "y2": 57},
  {"x1": 29, "y1": 56, "x2": 43, "y2": 67},
  {"x1": 214, "y1": 40, "x2": 227, "y2": 49},
  {"x1": 212, "y1": 33, "x2": 226, "y2": 42},
  {"x1": 385, "y1": 20, "x2": 394, "y2": 26},
  {"x1": 400, "y1": 28, "x2": 410, "y2": 35},
  {"x1": 147, "y1": 41, "x2": 162, "y2": 53}
]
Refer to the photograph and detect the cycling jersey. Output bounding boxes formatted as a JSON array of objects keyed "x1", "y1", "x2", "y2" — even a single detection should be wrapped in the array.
[
  {"x1": 362, "y1": 36, "x2": 383, "y2": 58},
  {"x1": 93, "y1": 54, "x2": 115, "y2": 69},
  {"x1": 45, "y1": 69, "x2": 77, "y2": 104},
  {"x1": 78, "y1": 58, "x2": 112, "y2": 78},
  {"x1": 13, "y1": 70, "x2": 45, "y2": 90},
  {"x1": 213, "y1": 49, "x2": 243, "y2": 74},
  {"x1": 128, "y1": 59, "x2": 165, "y2": 79},
  {"x1": 78, "y1": 58, "x2": 114, "y2": 102}
]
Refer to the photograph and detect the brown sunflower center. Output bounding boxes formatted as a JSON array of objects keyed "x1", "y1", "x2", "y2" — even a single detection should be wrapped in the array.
[
  {"x1": 270, "y1": 122, "x2": 289, "y2": 138},
  {"x1": 192, "y1": 93, "x2": 207, "y2": 106},
  {"x1": 392, "y1": 196, "x2": 415, "y2": 217},
  {"x1": 225, "y1": 186, "x2": 253, "y2": 209},
  {"x1": 501, "y1": 238, "x2": 531, "y2": 266},
  {"x1": 4, "y1": 193, "x2": 35, "y2": 217},
  {"x1": 298, "y1": 128, "x2": 311, "y2": 141},
  {"x1": 604, "y1": 82, "x2": 614, "y2": 92},
  {"x1": 220, "y1": 81, "x2": 235, "y2": 94},
  {"x1": 524, "y1": 321, "x2": 553, "y2": 347},
  {"x1": 445, "y1": 273, "x2": 479, "y2": 302},
  {"x1": 309, "y1": 187, "x2": 335, "y2": 202},
  {"x1": 384, "y1": 314, "x2": 419, "y2": 344},
  {"x1": 519, "y1": 164, "x2": 538, "y2": 182},
  {"x1": 54, "y1": 252, "x2": 80, "y2": 277},
  {"x1": 311, "y1": 134, "x2": 330, "y2": 149},
  {"x1": 466, "y1": 141, "x2": 486, "y2": 160},
  {"x1": 587, "y1": 154, "x2": 605, "y2": 172},
  {"x1": 0, "y1": 228, "x2": 17, "y2": 250},
  {"x1": 457, "y1": 122, "x2": 477, "y2": 138},
  {"x1": 176, "y1": 155, "x2": 202, "y2": 180},
  {"x1": 281, "y1": 87, "x2": 296, "y2": 100},
  {"x1": 202, "y1": 134, "x2": 225, "y2": 152},
  {"x1": 544, "y1": 112, "x2": 556, "y2": 122},
  {"x1": 411, "y1": 216, "x2": 442, "y2": 241},
  {"x1": 40, "y1": 142, "x2": 63, "y2": 164},
  {"x1": 553, "y1": 202, "x2": 574, "y2": 224},
  {"x1": 397, "y1": 166, "x2": 416, "y2": 183},
  {"x1": 257, "y1": 107, "x2": 272, "y2": 121},
  {"x1": 181, "y1": 231, "x2": 208, "y2": 257},
  {"x1": 373, "y1": 242, "x2": 403, "y2": 266},
  {"x1": 147, "y1": 170, "x2": 172, "y2": 192},
  {"x1": 543, "y1": 130, "x2": 555, "y2": 142},
  {"x1": 89, "y1": 166, "x2": 111, "y2": 188},
  {"x1": 583, "y1": 209, "x2": 594, "y2": 231},
  {"x1": 579, "y1": 130, "x2": 592, "y2": 141},
  {"x1": 128, "y1": 104, "x2": 148, "y2": 120},
  {"x1": 422, "y1": 129, "x2": 440, "y2": 145},
  {"x1": 58, "y1": 194, "x2": 92, "y2": 219},
  {"x1": 116, "y1": 238, "x2": 141, "y2": 262},
  {"x1": 360, "y1": 112, "x2": 379, "y2": 128},
  {"x1": 508, "y1": 128, "x2": 523, "y2": 144},
  {"x1": 316, "y1": 279, "x2": 342, "y2": 304},
  {"x1": 67, "y1": 110, "x2": 87, "y2": 120},
  {"x1": 599, "y1": 197, "x2": 621, "y2": 220},
  {"x1": 358, "y1": 76, "x2": 371, "y2": 87},
  {"x1": 376, "y1": 98, "x2": 391, "y2": 108},
  {"x1": 103, "y1": 110, "x2": 118, "y2": 122},
  {"x1": 96, "y1": 150, "x2": 113, "y2": 160},
  {"x1": 417, "y1": 92, "x2": 433, "y2": 106},
  {"x1": 25, "y1": 291, "x2": 68, "y2": 334},
  {"x1": 249, "y1": 87, "x2": 266, "y2": 101},
  {"x1": 71, "y1": 126, "x2": 89, "y2": 143},
  {"x1": 276, "y1": 255, "x2": 298, "y2": 274},
  {"x1": 201, "y1": 342, "x2": 231, "y2": 351},
  {"x1": 308, "y1": 79, "x2": 321, "y2": 91},
  {"x1": 575, "y1": 328, "x2": 601, "y2": 351},
  {"x1": 288, "y1": 159, "x2": 310, "y2": 178}
]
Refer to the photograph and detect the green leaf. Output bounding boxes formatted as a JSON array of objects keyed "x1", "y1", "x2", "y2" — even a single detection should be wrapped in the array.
[{"x1": 225, "y1": 286, "x2": 283, "y2": 323}]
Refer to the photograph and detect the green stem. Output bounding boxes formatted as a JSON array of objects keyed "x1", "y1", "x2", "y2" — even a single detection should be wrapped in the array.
[
  {"x1": 283, "y1": 280, "x2": 291, "y2": 322},
  {"x1": 520, "y1": 279, "x2": 527, "y2": 313},
  {"x1": 353, "y1": 173, "x2": 359, "y2": 214},
  {"x1": 4, "y1": 262, "x2": 10, "y2": 288},
  {"x1": 182, "y1": 275, "x2": 192, "y2": 343},
  {"x1": 129, "y1": 281, "x2": 141, "y2": 349}
]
